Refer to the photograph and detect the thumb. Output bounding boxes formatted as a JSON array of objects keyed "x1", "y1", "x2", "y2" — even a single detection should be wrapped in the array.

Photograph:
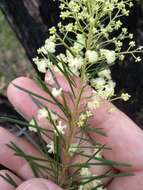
[{"x1": 16, "y1": 178, "x2": 63, "y2": 190}]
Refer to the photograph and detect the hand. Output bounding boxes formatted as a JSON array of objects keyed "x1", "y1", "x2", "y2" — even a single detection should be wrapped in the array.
[
  {"x1": 0, "y1": 173, "x2": 62, "y2": 190},
  {"x1": 0, "y1": 72, "x2": 143, "y2": 189}
]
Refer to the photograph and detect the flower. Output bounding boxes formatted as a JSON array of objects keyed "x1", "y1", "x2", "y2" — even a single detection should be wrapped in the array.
[
  {"x1": 57, "y1": 53, "x2": 67, "y2": 63},
  {"x1": 121, "y1": 93, "x2": 131, "y2": 101},
  {"x1": 37, "y1": 108, "x2": 58, "y2": 122},
  {"x1": 68, "y1": 143, "x2": 79, "y2": 156},
  {"x1": 52, "y1": 87, "x2": 62, "y2": 97},
  {"x1": 49, "y1": 26, "x2": 56, "y2": 34},
  {"x1": 98, "y1": 69, "x2": 111, "y2": 80},
  {"x1": 80, "y1": 168, "x2": 91, "y2": 177},
  {"x1": 129, "y1": 33, "x2": 133, "y2": 39},
  {"x1": 37, "y1": 46, "x2": 47, "y2": 55},
  {"x1": 103, "y1": 80, "x2": 116, "y2": 98},
  {"x1": 28, "y1": 119, "x2": 37, "y2": 133},
  {"x1": 69, "y1": 56, "x2": 84, "y2": 69},
  {"x1": 66, "y1": 53, "x2": 84, "y2": 75},
  {"x1": 91, "y1": 77, "x2": 106, "y2": 90},
  {"x1": 100, "y1": 49, "x2": 116, "y2": 64},
  {"x1": 55, "y1": 121, "x2": 67, "y2": 135},
  {"x1": 77, "y1": 111, "x2": 92, "y2": 128},
  {"x1": 129, "y1": 41, "x2": 136, "y2": 47},
  {"x1": 50, "y1": 111, "x2": 58, "y2": 122},
  {"x1": 47, "y1": 141, "x2": 55, "y2": 153},
  {"x1": 135, "y1": 57, "x2": 141, "y2": 63},
  {"x1": 87, "y1": 96, "x2": 101, "y2": 110},
  {"x1": 80, "y1": 168, "x2": 105, "y2": 190},
  {"x1": 45, "y1": 39, "x2": 56, "y2": 53},
  {"x1": 86, "y1": 111, "x2": 93, "y2": 117},
  {"x1": 85, "y1": 50, "x2": 98, "y2": 63},
  {"x1": 37, "y1": 108, "x2": 48, "y2": 119},
  {"x1": 33, "y1": 57, "x2": 47, "y2": 73}
]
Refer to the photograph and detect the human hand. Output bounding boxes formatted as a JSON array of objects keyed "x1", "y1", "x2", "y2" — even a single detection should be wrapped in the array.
[
  {"x1": 0, "y1": 72, "x2": 143, "y2": 189},
  {"x1": 0, "y1": 172, "x2": 62, "y2": 190}
]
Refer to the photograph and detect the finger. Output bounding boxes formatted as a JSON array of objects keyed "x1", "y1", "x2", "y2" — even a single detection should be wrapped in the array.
[
  {"x1": 7, "y1": 77, "x2": 66, "y2": 121},
  {"x1": 8, "y1": 75, "x2": 143, "y2": 174},
  {"x1": 45, "y1": 70, "x2": 71, "y2": 92},
  {"x1": 108, "y1": 171, "x2": 143, "y2": 190},
  {"x1": 7, "y1": 77, "x2": 51, "y2": 121},
  {"x1": 46, "y1": 72, "x2": 143, "y2": 172},
  {"x1": 0, "y1": 127, "x2": 44, "y2": 180},
  {"x1": 88, "y1": 101, "x2": 143, "y2": 172},
  {"x1": 45, "y1": 70, "x2": 91, "y2": 98},
  {"x1": 70, "y1": 134, "x2": 112, "y2": 184},
  {"x1": 16, "y1": 178, "x2": 63, "y2": 190},
  {"x1": 0, "y1": 170, "x2": 22, "y2": 190},
  {"x1": 7, "y1": 76, "x2": 72, "y2": 143}
]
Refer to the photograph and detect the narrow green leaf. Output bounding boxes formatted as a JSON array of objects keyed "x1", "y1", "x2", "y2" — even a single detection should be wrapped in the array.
[{"x1": 0, "y1": 173, "x2": 18, "y2": 188}]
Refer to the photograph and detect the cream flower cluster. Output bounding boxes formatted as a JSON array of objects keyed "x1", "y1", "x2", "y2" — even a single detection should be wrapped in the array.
[
  {"x1": 28, "y1": 106, "x2": 68, "y2": 154},
  {"x1": 79, "y1": 167, "x2": 106, "y2": 190},
  {"x1": 121, "y1": 93, "x2": 131, "y2": 101},
  {"x1": 24, "y1": 2, "x2": 140, "y2": 189},
  {"x1": 89, "y1": 68, "x2": 116, "y2": 102},
  {"x1": 77, "y1": 111, "x2": 93, "y2": 128},
  {"x1": 68, "y1": 143, "x2": 79, "y2": 156},
  {"x1": 33, "y1": 0, "x2": 137, "y2": 103}
]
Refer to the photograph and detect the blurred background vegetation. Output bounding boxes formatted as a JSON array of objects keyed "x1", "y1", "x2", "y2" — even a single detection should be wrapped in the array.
[{"x1": 0, "y1": 10, "x2": 34, "y2": 95}]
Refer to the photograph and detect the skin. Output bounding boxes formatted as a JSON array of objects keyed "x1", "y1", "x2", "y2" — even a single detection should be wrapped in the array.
[{"x1": 0, "y1": 72, "x2": 143, "y2": 190}]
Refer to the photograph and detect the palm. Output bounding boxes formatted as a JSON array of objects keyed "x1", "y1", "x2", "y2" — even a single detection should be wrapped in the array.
[{"x1": 0, "y1": 73, "x2": 143, "y2": 190}]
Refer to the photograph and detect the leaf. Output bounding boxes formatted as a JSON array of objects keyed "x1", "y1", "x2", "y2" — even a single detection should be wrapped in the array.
[
  {"x1": 7, "y1": 142, "x2": 53, "y2": 178},
  {"x1": 84, "y1": 127, "x2": 107, "y2": 136},
  {"x1": 0, "y1": 173, "x2": 18, "y2": 188}
]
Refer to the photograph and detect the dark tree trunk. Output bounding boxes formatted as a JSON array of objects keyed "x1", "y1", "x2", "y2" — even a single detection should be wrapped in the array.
[{"x1": 0, "y1": 0, "x2": 60, "y2": 62}]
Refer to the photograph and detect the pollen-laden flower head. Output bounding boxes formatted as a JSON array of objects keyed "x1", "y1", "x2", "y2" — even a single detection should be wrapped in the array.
[
  {"x1": 98, "y1": 69, "x2": 111, "y2": 80},
  {"x1": 129, "y1": 41, "x2": 136, "y2": 47},
  {"x1": 33, "y1": 57, "x2": 48, "y2": 73},
  {"x1": 79, "y1": 167, "x2": 105, "y2": 190},
  {"x1": 91, "y1": 77, "x2": 106, "y2": 90},
  {"x1": 67, "y1": 54, "x2": 84, "y2": 75},
  {"x1": 45, "y1": 39, "x2": 56, "y2": 53},
  {"x1": 77, "y1": 111, "x2": 93, "y2": 127},
  {"x1": 121, "y1": 93, "x2": 131, "y2": 101},
  {"x1": 100, "y1": 49, "x2": 116, "y2": 65},
  {"x1": 104, "y1": 80, "x2": 116, "y2": 97},
  {"x1": 85, "y1": 50, "x2": 99, "y2": 63},
  {"x1": 70, "y1": 57, "x2": 84, "y2": 68}
]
